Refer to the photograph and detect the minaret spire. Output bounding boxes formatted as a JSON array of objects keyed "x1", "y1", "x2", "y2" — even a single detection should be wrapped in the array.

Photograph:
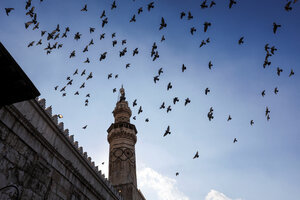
[{"x1": 107, "y1": 87, "x2": 143, "y2": 199}]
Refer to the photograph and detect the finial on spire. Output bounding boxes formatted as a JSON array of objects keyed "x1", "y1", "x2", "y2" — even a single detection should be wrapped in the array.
[{"x1": 119, "y1": 85, "x2": 126, "y2": 102}]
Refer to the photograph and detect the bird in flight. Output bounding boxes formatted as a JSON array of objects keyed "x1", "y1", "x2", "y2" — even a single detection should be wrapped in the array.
[
  {"x1": 201, "y1": 0, "x2": 208, "y2": 9},
  {"x1": 188, "y1": 11, "x2": 193, "y2": 20},
  {"x1": 190, "y1": 27, "x2": 196, "y2": 35},
  {"x1": 274, "y1": 87, "x2": 279, "y2": 94},
  {"x1": 167, "y1": 105, "x2": 172, "y2": 113},
  {"x1": 182, "y1": 64, "x2": 187, "y2": 72},
  {"x1": 167, "y1": 82, "x2": 172, "y2": 90},
  {"x1": 238, "y1": 37, "x2": 244, "y2": 45},
  {"x1": 204, "y1": 22, "x2": 211, "y2": 32},
  {"x1": 208, "y1": 61, "x2": 213, "y2": 69},
  {"x1": 227, "y1": 115, "x2": 232, "y2": 121},
  {"x1": 160, "y1": 102, "x2": 165, "y2": 109},
  {"x1": 173, "y1": 97, "x2": 179, "y2": 105},
  {"x1": 111, "y1": 1, "x2": 117, "y2": 10},
  {"x1": 185, "y1": 98, "x2": 191, "y2": 106},
  {"x1": 261, "y1": 90, "x2": 265, "y2": 97},
  {"x1": 176, "y1": 172, "x2": 179, "y2": 176},
  {"x1": 154, "y1": 76, "x2": 160, "y2": 83},
  {"x1": 229, "y1": 0, "x2": 237, "y2": 9},
  {"x1": 285, "y1": 1, "x2": 293, "y2": 11},
  {"x1": 148, "y1": 2, "x2": 154, "y2": 11},
  {"x1": 289, "y1": 69, "x2": 294, "y2": 77},
  {"x1": 233, "y1": 138, "x2": 238, "y2": 143},
  {"x1": 81, "y1": 4, "x2": 87, "y2": 12},
  {"x1": 5, "y1": 8, "x2": 14, "y2": 16},
  {"x1": 130, "y1": 15, "x2": 136, "y2": 22},
  {"x1": 277, "y1": 67, "x2": 283, "y2": 76},
  {"x1": 193, "y1": 151, "x2": 199, "y2": 159},
  {"x1": 133, "y1": 99, "x2": 137, "y2": 107},
  {"x1": 273, "y1": 22, "x2": 281, "y2": 34},
  {"x1": 158, "y1": 68, "x2": 163, "y2": 75},
  {"x1": 159, "y1": 17, "x2": 167, "y2": 30},
  {"x1": 164, "y1": 126, "x2": 171, "y2": 137},
  {"x1": 205, "y1": 88, "x2": 210, "y2": 95},
  {"x1": 250, "y1": 120, "x2": 254, "y2": 126},
  {"x1": 82, "y1": 125, "x2": 88, "y2": 129},
  {"x1": 180, "y1": 12, "x2": 186, "y2": 19},
  {"x1": 138, "y1": 106, "x2": 143, "y2": 114}
]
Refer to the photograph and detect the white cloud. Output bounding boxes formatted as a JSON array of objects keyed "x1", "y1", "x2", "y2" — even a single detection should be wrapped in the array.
[
  {"x1": 137, "y1": 167, "x2": 189, "y2": 200},
  {"x1": 205, "y1": 190, "x2": 242, "y2": 200}
]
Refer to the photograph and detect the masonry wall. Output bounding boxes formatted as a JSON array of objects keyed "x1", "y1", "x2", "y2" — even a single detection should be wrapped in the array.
[{"x1": 0, "y1": 99, "x2": 123, "y2": 200}]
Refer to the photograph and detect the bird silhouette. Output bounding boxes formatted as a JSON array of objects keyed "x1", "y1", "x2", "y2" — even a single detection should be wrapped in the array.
[
  {"x1": 74, "y1": 91, "x2": 79, "y2": 95},
  {"x1": 113, "y1": 88, "x2": 117, "y2": 93},
  {"x1": 289, "y1": 69, "x2": 294, "y2": 77},
  {"x1": 5, "y1": 8, "x2": 14, "y2": 16},
  {"x1": 193, "y1": 151, "x2": 199, "y2": 159},
  {"x1": 100, "y1": 10, "x2": 106, "y2": 18},
  {"x1": 54, "y1": 86, "x2": 58, "y2": 91},
  {"x1": 167, "y1": 105, "x2": 172, "y2": 113},
  {"x1": 112, "y1": 40, "x2": 117, "y2": 47},
  {"x1": 250, "y1": 120, "x2": 254, "y2": 125},
  {"x1": 161, "y1": 35, "x2": 165, "y2": 42},
  {"x1": 238, "y1": 37, "x2": 244, "y2": 45},
  {"x1": 133, "y1": 48, "x2": 139, "y2": 56},
  {"x1": 274, "y1": 87, "x2": 279, "y2": 94},
  {"x1": 188, "y1": 11, "x2": 193, "y2": 20},
  {"x1": 82, "y1": 125, "x2": 87, "y2": 129},
  {"x1": 159, "y1": 17, "x2": 167, "y2": 30},
  {"x1": 182, "y1": 64, "x2": 187, "y2": 72},
  {"x1": 83, "y1": 46, "x2": 88, "y2": 53},
  {"x1": 201, "y1": 0, "x2": 208, "y2": 9},
  {"x1": 138, "y1": 7, "x2": 143, "y2": 14},
  {"x1": 154, "y1": 76, "x2": 160, "y2": 83},
  {"x1": 80, "y1": 82, "x2": 85, "y2": 89},
  {"x1": 229, "y1": 0, "x2": 237, "y2": 8},
  {"x1": 208, "y1": 61, "x2": 213, "y2": 69},
  {"x1": 204, "y1": 22, "x2": 211, "y2": 32},
  {"x1": 122, "y1": 40, "x2": 127, "y2": 45},
  {"x1": 261, "y1": 90, "x2": 265, "y2": 97},
  {"x1": 277, "y1": 67, "x2": 283, "y2": 76},
  {"x1": 69, "y1": 50, "x2": 75, "y2": 58},
  {"x1": 173, "y1": 97, "x2": 179, "y2": 104},
  {"x1": 130, "y1": 15, "x2": 136, "y2": 22},
  {"x1": 126, "y1": 63, "x2": 130, "y2": 68},
  {"x1": 108, "y1": 73, "x2": 112, "y2": 79},
  {"x1": 285, "y1": 1, "x2": 293, "y2": 11},
  {"x1": 81, "y1": 70, "x2": 86, "y2": 76},
  {"x1": 148, "y1": 2, "x2": 154, "y2": 11},
  {"x1": 145, "y1": 118, "x2": 149, "y2": 122},
  {"x1": 100, "y1": 33, "x2": 105, "y2": 40},
  {"x1": 84, "y1": 58, "x2": 90, "y2": 63},
  {"x1": 100, "y1": 52, "x2": 107, "y2": 61},
  {"x1": 210, "y1": 1, "x2": 216, "y2": 7},
  {"x1": 133, "y1": 99, "x2": 137, "y2": 107},
  {"x1": 185, "y1": 98, "x2": 191, "y2": 106},
  {"x1": 74, "y1": 32, "x2": 81, "y2": 41},
  {"x1": 111, "y1": 1, "x2": 117, "y2": 10},
  {"x1": 115, "y1": 74, "x2": 118, "y2": 79},
  {"x1": 164, "y1": 126, "x2": 171, "y2": 137},
  {"x1": 273, "y1": 22, "x2": 281, "y2": 34},
  {"x1": 167, "y1": 82, "x2": 172, "y2": 90},
  {"x1": 227, "y1": 115, "x2": 232, "y2": 121},
  {"x1": 190, "y1": 27, "x2": 196, "y2": 35},
  {"x1": 138, "y1": 106, "x2": 143, "y2": 114},
  {"x1": 87, "y1": 72, "x2": 93, "y2": 80},
  {"x1": 176, "y1": 172, "x2": 179, "y2": 176},
  {"x1": 160, "y1": 102, "x2": 165, "y2": 109},
  {"x1": 102, "y1": 18, "x2": 108, "y2": 27},
  {"x1": 133, "y1": 116, "x2": 136, "y2": 120},
  {"x1": 205, "y1": 88, "x2": 210, "y2": 95},
  {"x1": 81, "y1": 4, "x2": 87, "y2": 12},
  {"x1": 158, "y1": 68, "x2": 163, "y2": 75},
  {"x1": 180, "y1": 12, "x2": 186, "y2": 19},
  {"x1": 265, "y1": 106, "x2": 270, "y2": 116},
  {"x1": 233, "y1": 138, "x2": 238, "y2": 143}
]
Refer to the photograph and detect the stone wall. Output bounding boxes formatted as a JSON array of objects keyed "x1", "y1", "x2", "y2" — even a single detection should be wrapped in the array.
[{"x1": 0, "y1": 98, "x2": 123, "y2": 200}]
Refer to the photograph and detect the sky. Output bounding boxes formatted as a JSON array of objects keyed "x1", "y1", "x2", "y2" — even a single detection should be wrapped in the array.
[{"x1": 1, "y1": 0, "x2": 300, "y2": 199}]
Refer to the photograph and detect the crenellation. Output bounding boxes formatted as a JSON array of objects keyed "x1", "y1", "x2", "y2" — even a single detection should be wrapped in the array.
[
  {"x1": 58, "y1": 122, "x2": 64, "y2": 131},
  {"x1": 74, "y1": 141, "x2": 78, "y2": 148},
  {"x1": 78, "y1": 146, "x2": 83, "y2": 154},
  {"x1": 83, "y1": 152, "x2": 88, "y2": 159},
  {"x1": 38, "y1": 98, "x2": 46, "y2": 109},
  {"x1": 45, "y1": 106, "x2": 52, "y2": 116},
  {"x1": 52, "y1": 114, "x2": 58, "y2": 125},
  {"x1": 63, "y1": 128, "x2": 69, "y2": 136},
  {"x1": 69, "y1": 135, "x2": 74, "y2": 143}
]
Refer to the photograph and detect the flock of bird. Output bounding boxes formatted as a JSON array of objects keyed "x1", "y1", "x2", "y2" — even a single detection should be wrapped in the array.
[{"x1": 4, "y1": 0, "x2": 298, "y2": 177}]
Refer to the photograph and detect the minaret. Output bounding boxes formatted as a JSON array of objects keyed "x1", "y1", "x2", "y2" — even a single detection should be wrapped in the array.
[{"x1": 107, "y1": 86, "x2": 139, "y2": 199}]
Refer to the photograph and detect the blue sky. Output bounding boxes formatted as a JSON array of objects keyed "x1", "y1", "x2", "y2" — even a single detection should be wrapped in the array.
[{"x1": 1, "y1": 0, "x2": 300, "y2": 199}]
